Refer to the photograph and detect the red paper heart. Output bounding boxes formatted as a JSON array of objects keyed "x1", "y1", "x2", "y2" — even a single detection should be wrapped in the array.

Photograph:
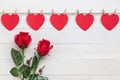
[
  {"x1": 50, "y1": 13, "x2": 68, "y2": 31},
  {"x1": 1, "y1": 13, "x2": 19, "y2": 31},
  {"x1": 26, "y1": 14, "x2": 45, "y2": 31},
  {"x1": 101, "y1": 13, "x2": 119, "y2": 31},
  {"x1": 76, "y1": 14, "x2": 94, "y2": 31}
]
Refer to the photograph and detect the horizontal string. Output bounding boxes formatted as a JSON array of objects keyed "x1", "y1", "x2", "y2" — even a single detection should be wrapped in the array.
[
  {"x1": 1, "y1": 12, "x2": 120, "y2": 14},
  {"x1": 1, "y1": 9, "x2": 120, "y2": 15}
]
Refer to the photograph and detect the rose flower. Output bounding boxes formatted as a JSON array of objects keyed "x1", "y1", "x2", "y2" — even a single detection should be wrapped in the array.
[
  {"x1": 37, "y1": 39, "x2": 53, "y2": 56},
  {"x1": 14, "y1": 32, "x2": 32, "y2": 49}
]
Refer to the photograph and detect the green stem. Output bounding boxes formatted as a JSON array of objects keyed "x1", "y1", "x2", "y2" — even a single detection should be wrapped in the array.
[
  {"x1": 34, "y1": 56, "x2": 42, "y2": 73},
  {"x1": 18, "y1": 76, "x2": 23, "y2": 80},
  {"x1": 21, "y1": 48, "x2": 25, "y2": 64},
  {"x1": 31, "y1": 55, "x2": 42, "y2": 80},
  {"x1": 21, "y1": 48, "x2": 25, "y2": 80}
]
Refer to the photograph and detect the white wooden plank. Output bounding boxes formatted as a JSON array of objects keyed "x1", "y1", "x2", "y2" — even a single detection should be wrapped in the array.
[
  {"x1": 0, "y1": 0, "x2": 119, "y2": 12},
  {"x1": 0, "y1": 29, "x2": 120, "y2": 44},
  {"x1": 1, "y1": 74, "x2": 120, "y2": 80},
  {"x1": 0, "y1": 44, "x2": 120, "y2": 59},
  {"x1": 0, "y1": 59, "x2": 120, "y2": 75}
]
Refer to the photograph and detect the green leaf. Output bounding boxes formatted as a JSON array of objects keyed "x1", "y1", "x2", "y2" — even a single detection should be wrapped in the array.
[
  {"x1": 31, "y1": 54, "x2": 38, "y2": 72},
  {"x1": 19, "y1": 64, "x2": 30, "y2": 78},
  {"x1": 39, "y1": 76, "x2": 48, "y2": 80},
  {"x1": 29, "y1": 74, "x2": 37, "y2": 80},
  {"x1": 10, "y1": 67, "x2": 20, "y2": 77},
  {"x1": 34, "y1": 76, "x2": 48, "y2": 80},
  {"x1": 29, "y1": 74, "x2": 48, "y2": 80},
  {"x1": 11, "y1": 48, "x2": 23, "y2": 66}
]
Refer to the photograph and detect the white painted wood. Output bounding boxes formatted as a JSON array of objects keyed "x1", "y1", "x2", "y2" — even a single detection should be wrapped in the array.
[
  {"x1": 0, "y1": 45, "x2": 120, "y2": 59},
  {"x1": 0, "y1": 0, "x2": 120, "y2": 80},
  {"x1": 1, "y1": 75, "x2": 120, "y2": 80},
  {"x1": 0, "y1": 0, "x2": 119, "y2": 13},
  {"x1": 1, "y1": 59, "x2": 120, "y2": 75},
  {"x1": 0, "y1": 29, "x2": 120, "y2": 44}
]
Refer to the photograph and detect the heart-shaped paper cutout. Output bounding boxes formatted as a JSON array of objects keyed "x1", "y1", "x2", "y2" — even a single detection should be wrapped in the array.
[
  {"x1": 1, "y1": 13, "x2": 19, "y2": 31},
  {"x1": 101, "y1": 13, "x2": 119, "y2": 31},
  {"x1": 26, "y1": 13, "x2": 45, "y2": 31},
  {"x1": 76, "y1": 14, "x2": 94, "y2": 31},
  {"x1": 50, "y1": 13, "x2": 68, "y2": 31}
]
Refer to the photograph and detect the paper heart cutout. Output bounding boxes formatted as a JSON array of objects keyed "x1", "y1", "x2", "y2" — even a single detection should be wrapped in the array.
[
  {"x1": 1, "y1": 13, "x2": 19, "y2": 31},
  {"x1": 101, "y1": 13, "x2": 119, "y2": 31},
  {"x1": 26, "y1": 13, "x2": 45, "y2": 31},
  {"x1": 76, "y1": 14, "x2": 94, "y2": 31},
  {"x1": 50, "y1": 13, "x2": 68, "y2": 31}
]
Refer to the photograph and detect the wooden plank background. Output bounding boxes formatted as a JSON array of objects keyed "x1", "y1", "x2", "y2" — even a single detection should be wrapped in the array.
[{"x1": 0, "y1": 0, "x2": 120, "y2": 80}]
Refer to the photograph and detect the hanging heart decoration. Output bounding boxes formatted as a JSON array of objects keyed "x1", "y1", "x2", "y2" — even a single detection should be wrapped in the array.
[
  {"x1": 1, "y1": 13, "x2": 19, "y2": 31},
  {"x1": 26, "y1": 13, "x2": 45, "y2": 31},
  {"x1": 50, "y1": 13, "x2": 68, "y2": 31},
  {"x1": 76, "y1": 13, "x2": 94, "y2": 31},
  {"x1": 101, "y1": 13, "x2": 119, "y2": 31}
]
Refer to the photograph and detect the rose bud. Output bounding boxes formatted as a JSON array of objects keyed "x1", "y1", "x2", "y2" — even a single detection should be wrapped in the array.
[
  {"x1": 26, "y1": 57, "x2": 32, "y2": 66},
  {"x1": 14, "y1": 32, "x2": 32, "y2": 49},
  {"x1": 39, "y1": 65, "x2": 45, "y2": 74},
  {"x1": 37, "y1": 39, "x2": 53, "y2": 56}
]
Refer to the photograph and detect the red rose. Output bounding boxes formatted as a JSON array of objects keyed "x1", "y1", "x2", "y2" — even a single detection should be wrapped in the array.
[
  {"x1": 14, "y1": 32, "x2": 32, "y2": 49},
  {"x1": 37, "y1": 39, "x2": 53, "y2": 56}
]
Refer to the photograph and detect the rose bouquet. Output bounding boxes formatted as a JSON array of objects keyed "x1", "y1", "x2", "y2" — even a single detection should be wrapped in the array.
[{"x1": 10, "y1": 32, "x2": 53, "y2": 80}]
